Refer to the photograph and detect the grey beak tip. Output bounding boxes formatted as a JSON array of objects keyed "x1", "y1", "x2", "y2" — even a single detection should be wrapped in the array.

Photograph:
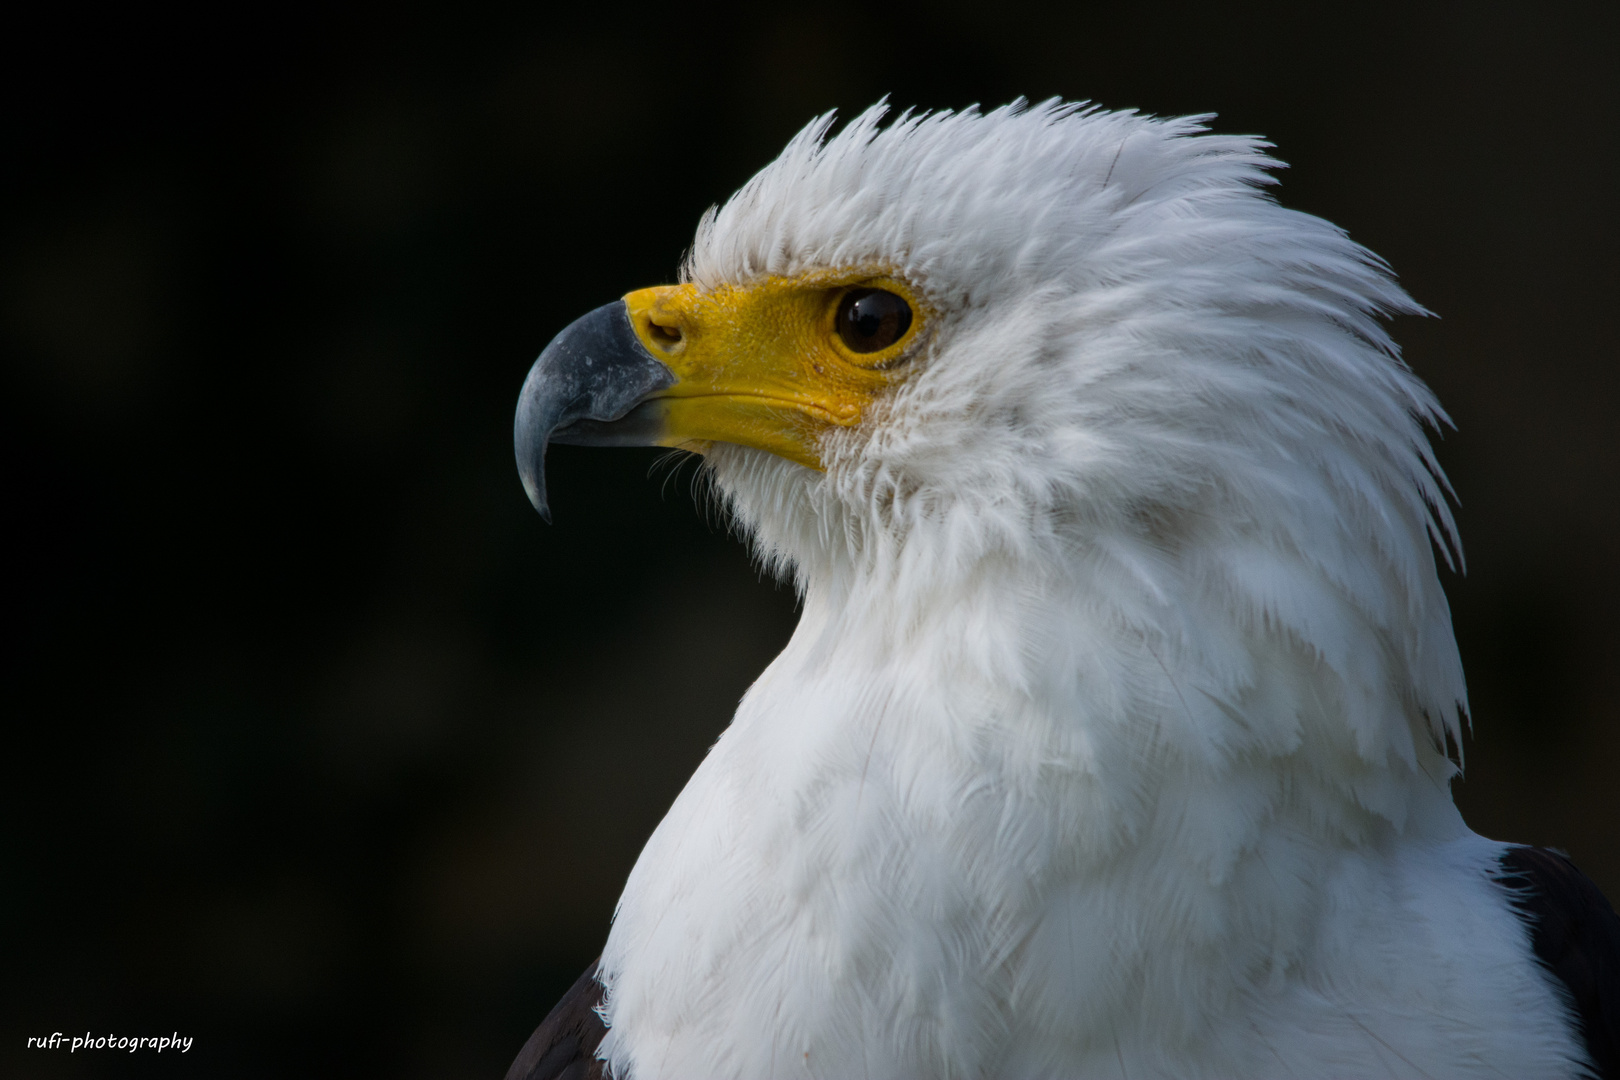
[
  {"x1": 518, "y1": 454, "x2": 552, "y2": 521},
  {"x1": 513, "y1": 299, "x2": 674, "y2": 525},
  {"x1": 527, "y1": 484, "x2": 553, "y2": 523}
]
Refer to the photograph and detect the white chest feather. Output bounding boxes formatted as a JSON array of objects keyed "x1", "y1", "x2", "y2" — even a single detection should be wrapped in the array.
[{"x1": 595, "y1": 571, "x2": 1583, "y2": 1079}]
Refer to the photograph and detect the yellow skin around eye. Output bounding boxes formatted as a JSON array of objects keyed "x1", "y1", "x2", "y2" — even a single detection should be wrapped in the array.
[{"x1": 621, "y1": 271, "x2": 927, "y2": 470}]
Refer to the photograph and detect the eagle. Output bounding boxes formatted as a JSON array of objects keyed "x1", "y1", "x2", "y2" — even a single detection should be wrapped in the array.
[{"x1": 507, "y1": 102, "x2": 1618, "y2": 1079}]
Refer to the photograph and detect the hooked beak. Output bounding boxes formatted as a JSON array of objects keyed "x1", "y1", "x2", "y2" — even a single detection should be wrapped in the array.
[{"x1": 512, "y1": 300, "x2": 674, "y2": 522}]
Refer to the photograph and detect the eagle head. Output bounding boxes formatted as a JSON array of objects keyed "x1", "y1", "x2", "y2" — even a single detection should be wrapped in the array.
[{"x1": 516, "y1": 100, "x2": 1466, "y2": 785}]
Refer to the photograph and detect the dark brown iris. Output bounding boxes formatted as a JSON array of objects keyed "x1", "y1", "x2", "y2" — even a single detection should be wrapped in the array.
[{"x1": 836, "y1": 288, "x2": 912, "y2": 353}]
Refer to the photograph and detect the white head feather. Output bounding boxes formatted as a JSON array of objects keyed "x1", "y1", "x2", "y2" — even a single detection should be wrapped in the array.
[{"x1": 697, "y1": 99, "x2": 1464, "y2": 776}]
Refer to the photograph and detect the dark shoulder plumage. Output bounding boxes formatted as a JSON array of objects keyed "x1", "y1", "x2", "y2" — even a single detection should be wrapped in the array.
[
  {"x1": 505, "y1": 960, "x2": 608, "y2": 1080},
  {"x1": 1498, "y1": 846, "x2": 1620, "y2": 1079}
]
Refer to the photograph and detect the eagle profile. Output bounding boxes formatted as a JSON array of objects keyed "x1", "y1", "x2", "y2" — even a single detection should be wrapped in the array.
[{"x1": 508, "y1": 102, "x2": 1619, "y2": 1079}]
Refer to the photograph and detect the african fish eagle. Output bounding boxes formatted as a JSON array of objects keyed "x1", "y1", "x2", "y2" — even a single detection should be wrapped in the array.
[{"x1": 507, "y1": 101, "x2": 1619, "y2": 1079}]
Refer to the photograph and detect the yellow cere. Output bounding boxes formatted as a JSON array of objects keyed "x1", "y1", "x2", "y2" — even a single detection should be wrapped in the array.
[{"x1": 622, "y1": 270, "x2": 927, "y2": 470}]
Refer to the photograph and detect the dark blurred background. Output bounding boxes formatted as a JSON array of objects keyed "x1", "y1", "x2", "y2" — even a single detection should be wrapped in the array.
[{"x1": 3, "y1": 2, "x2": 1616, "y2": 1076}]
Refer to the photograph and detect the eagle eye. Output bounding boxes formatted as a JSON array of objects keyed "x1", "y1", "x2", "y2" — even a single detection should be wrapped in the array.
[{"x1": 837, "y1": 289, "x2": 912, "y2": 354}]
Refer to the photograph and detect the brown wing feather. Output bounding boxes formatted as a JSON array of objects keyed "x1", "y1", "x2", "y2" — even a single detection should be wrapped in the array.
[
  {"x1": 1499, "y1": 846, "x2": 1620, "y2": 1079},
  {"x1": 505, "y1": 960, "x2": 609, "y2": 1080}
]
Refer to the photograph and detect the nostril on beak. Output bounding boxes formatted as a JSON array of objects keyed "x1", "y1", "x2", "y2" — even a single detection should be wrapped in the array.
[{"x1": 647, "y1": 320, "x2": 683, "y2": 351}]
